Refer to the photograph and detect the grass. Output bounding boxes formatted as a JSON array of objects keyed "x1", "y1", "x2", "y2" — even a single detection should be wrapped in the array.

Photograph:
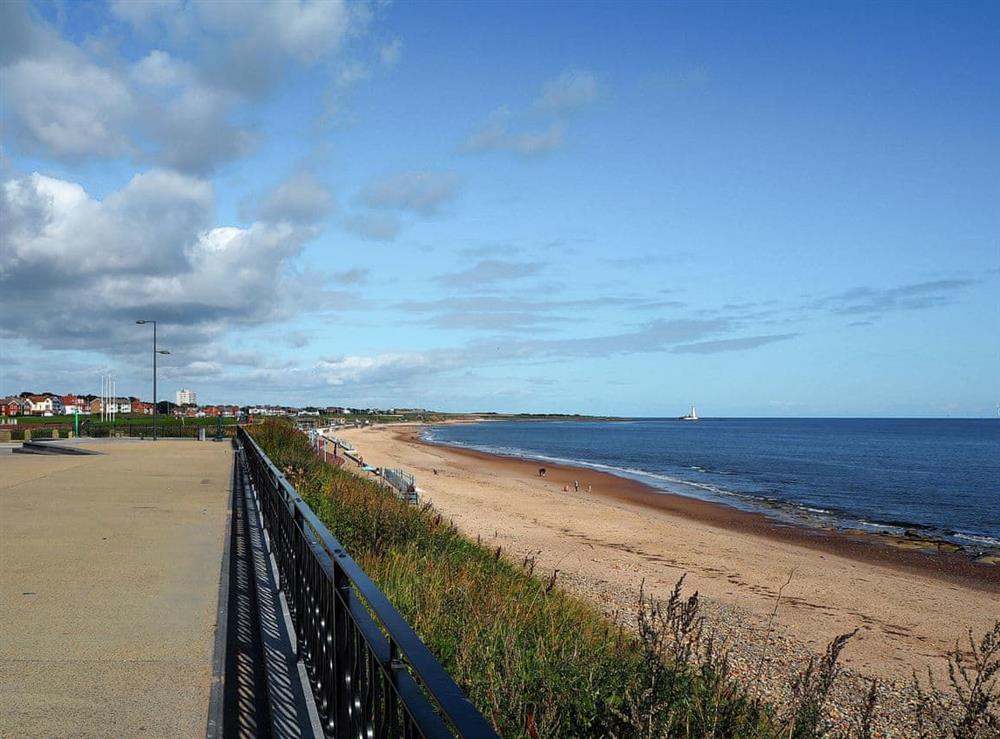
[
  {"x1": 6, "y1": 413, "x2": 238, "y2": 427},
  {"x1": 250, "y1": 419, "x2": 999, "y2": 738}
]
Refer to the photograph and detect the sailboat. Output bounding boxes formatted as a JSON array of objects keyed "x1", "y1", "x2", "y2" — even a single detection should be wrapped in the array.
[{"x1": 680, "y1": 404, "x2": 699, "y2": 421}]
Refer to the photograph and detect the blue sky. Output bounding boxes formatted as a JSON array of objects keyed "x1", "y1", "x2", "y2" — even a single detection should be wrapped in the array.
[{"x1": 1, "y1": 0, "x2": 997, "y2": 416}]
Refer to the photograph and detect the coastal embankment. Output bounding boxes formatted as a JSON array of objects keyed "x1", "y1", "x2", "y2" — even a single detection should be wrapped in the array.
[{"x1": 334, "y1": 422, "x2": 998, "y2": 690}]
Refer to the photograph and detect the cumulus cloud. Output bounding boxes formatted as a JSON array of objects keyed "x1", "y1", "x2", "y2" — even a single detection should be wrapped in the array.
[
  {"x1": 0, "y1": 171, "x2": 343, "y2": 355},
  {"x1": 1, "y1": 170, "x2": 212, "y2": 277},
  {"x1": 131, "y1": 49, "x2": 194, "y2": 89},
  {"x1": 3, "y1": 53, "x2": 136, "y2": 160},
  {"x1": 358, "y1": 171, "x2": 459, "y2": 215},
  {"x1": 344, "y1": 212, "x2": 401, "y2": 241},
  {"x1": 248, "y1": 171, "x2": 335, "y2": 224},
  {"x1": 2, "y1": 0, "x2": 369, "y2": 172},
  {"x1": 114, "y1": 0, "x2": 360, "y2": 95},
  {"x1": 195, "y1": 0, "x2": 354, "y2": 68}
]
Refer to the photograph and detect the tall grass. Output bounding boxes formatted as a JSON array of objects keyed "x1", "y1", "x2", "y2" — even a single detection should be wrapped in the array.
[{"x1": 251, "y1": 419, "x2": 998, "y2": 737}]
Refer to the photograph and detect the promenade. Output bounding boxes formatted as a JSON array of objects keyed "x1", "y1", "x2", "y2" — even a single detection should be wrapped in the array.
[{"x1": 0, "y1": 440, "x2": 232, "y2": 737}]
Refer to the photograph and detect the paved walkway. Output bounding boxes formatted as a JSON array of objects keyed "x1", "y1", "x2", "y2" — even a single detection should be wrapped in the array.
[{"x1": 0, "y1": 440, "x2": 232, "y2": 737}]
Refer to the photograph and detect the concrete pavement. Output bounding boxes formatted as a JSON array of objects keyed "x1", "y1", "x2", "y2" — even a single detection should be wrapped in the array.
[{"x1": 0, "y1": 440, "x2": 232, "y2": 738}]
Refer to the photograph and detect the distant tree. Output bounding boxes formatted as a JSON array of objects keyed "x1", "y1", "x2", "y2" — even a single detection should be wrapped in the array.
[{"x1": 156, "y1": 400, "x2": 178, "y2": 414}]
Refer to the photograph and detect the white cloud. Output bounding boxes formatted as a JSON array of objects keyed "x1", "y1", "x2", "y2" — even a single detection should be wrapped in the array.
[
  {"x1": 461, "y1": 69, "x2": 599, "y2": 158},
  {"x1": 195, "y1": 0, "x2": 353, "y2": 65},
  {"x1": 109, "y1": 0, "x2": 184, "y2": 29},
  {"x1": 344, "y1": 212, "x2": 401, "y2": 241},
  {"x1": 316, "y1": 353, "x2": 438, "y2": 386},
  {"x1": 3, "y1": 55, "x2": 136, "y2": 159},
  {"x1": 251, "y1": 171, "x2": 335, "y2": 224},
  {"x1": 131, "y1": 50, "x2": 193, "y2": 89},
  {"x1": 380, "y1": 38, "x2": 402, "y2": 67},
  {"x1": 3, "y1": 0, "x2": 371, "y2": 172},
  {"x1": 435, "y1": 260, "x2": 546, "y2": 287},
  {"x1": 537, "y1": 69, "x2": 599, "y2": 112},
  {"x1": 463, "y1": 118, "x2": 564, "y2": 157},
  {"x1": 359, "y1": 171, "x2": 459, "y2": 215},
  {"x1": 1, "y1": 170, "x2": 211, "y2": 277},
  {"x1": 0, "y1": 171, "x2": 340, "y2": 353}
]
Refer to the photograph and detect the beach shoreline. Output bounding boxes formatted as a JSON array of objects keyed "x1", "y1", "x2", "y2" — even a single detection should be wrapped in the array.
[
  {"x1": 406, "y1": 427, "x2": 1000, "y2": 591},
  {"x1": 333, "y1": 421, "x2": 998, "y2": 696}
]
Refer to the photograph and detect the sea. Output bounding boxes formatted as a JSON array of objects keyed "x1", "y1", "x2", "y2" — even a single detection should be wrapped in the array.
[{"x1": 423, "y1": 418, "x2": 1000, "y2": 552}]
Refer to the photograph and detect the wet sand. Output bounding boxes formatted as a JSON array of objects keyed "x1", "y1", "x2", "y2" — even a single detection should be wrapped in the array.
[{"x1": 334, "y1": 423, "x2": 998, "y2": 684}]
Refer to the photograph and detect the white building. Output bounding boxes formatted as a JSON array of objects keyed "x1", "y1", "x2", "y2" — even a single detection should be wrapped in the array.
[
  {"x1": 108, "y1": 397, "x2": 132, "y2": 414},
  {"x1": 176, "y1": 388, "x2": 197, "y2": 405}
]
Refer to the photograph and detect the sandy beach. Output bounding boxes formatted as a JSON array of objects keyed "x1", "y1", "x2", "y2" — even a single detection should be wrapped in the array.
[{"x1": 332, "y1": 422, "x2": 998, "y2": 696}]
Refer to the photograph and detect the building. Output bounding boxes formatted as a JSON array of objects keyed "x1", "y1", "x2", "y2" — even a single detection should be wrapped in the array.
[
  {"x1": 248, "y1": 406, "x2": 284, "y2": 416},
  {"x1": 176, "y1": 388, "x2": 197, "y2": 406},
  {"x1": 1, "y1": 397, "x2": 26, "y2": 417},
  {"x1": 132, "y1": 400, "x2": 154, "y2": 415},
  {"x1": 61, "y1": 395, "x2": 86, "y2": 414},
  {"x1": 25, "y1": 394, "x2": 63, "y2": 416},
  {"x1": 108, "y1": 397, "x2": 132, "y2": 414},
  {"x1": 89, "y1": 397, "x2": 131, "y2": 415}
]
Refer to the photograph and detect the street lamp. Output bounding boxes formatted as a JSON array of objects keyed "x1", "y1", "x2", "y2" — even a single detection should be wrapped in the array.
[{"x1": 136, "y1": 320, "x2": 170, "y2": 440}]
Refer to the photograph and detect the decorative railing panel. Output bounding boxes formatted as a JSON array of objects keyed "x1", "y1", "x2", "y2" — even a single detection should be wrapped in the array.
[{"x1": 236, "y1": 427, "x2": 495, "y2": 738}]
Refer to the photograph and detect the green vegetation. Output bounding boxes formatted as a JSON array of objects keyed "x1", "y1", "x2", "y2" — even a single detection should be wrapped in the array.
[
  {"x1": 251, "y1": 419, "x2": 1000, "y2": 738},
  {"x1": 7, "y1": 413, "x2": 237, "y2": 427},
  {"x1": 912, "y1": 621, "x2": 1000, "y2": 738},
  {"x1": 3, "y1": 415, "x2": 76, "y2": 426}
]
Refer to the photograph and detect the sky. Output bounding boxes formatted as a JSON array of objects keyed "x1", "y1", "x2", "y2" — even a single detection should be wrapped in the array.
[{"x1": 1, "y1": 0, "x2": 998, "y2": 417}]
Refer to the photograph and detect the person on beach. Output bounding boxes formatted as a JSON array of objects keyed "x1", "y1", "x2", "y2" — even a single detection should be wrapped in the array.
[
  {"x1": 574, "y1": 479, "x2": 579, "y2": 492},
  {"x1": 539, "y1": 467, "x2": 546, "y2": 477}
]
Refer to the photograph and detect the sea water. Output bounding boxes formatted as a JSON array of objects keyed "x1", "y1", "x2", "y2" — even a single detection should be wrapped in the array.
[{"x1": 423, "y1": 418, "x2": 1000, "y2": 552}]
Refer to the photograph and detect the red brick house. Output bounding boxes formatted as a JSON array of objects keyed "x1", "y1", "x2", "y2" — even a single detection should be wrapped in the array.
[
  {"x1": 1, "y1": 397, "x2": 25, "y2": 417},
  {"x1": 132, "y1": 401, "x2": 153, "y2": 415}
]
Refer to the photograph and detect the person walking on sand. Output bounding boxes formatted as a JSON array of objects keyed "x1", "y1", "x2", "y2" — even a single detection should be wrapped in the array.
[{"x1": 573, "y1": 479, "x2": 579, "y2": 492}]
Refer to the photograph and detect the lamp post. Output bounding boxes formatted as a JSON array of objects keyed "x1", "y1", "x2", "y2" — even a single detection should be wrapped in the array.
[{"x1": 136, "y1": 320, "x2": 170, "y2": 440}]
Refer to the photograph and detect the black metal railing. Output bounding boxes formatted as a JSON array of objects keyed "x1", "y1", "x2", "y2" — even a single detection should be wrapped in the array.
[
  {"x1": 236, "y1": 427, "x2": 496, "y2": 739},
  {"x1": 81, "y1": 422, "x2": 238, "y2": 439}
]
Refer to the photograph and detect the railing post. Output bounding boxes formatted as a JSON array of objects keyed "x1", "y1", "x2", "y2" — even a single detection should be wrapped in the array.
[{"x1": 293, "y1": 505, "x2": 304, "y2": 658}]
